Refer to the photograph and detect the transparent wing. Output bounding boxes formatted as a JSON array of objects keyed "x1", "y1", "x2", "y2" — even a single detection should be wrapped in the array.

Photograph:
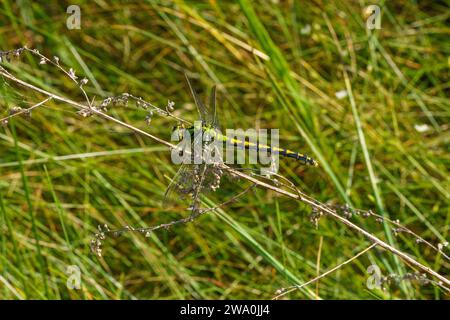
[
  {"x1": 164, "y1": 162, "x2": 225, "y2": 212},
  {"x1": 210, "y1": 85, "x2": 219, "y2": 128},
  {"x1": 185, "y1": 73, "x2": 214, "y2": 125},
  {"x1": 189, "y1": 164, "x2": 208, "y2": 212},
  {"x1": 163, "y1": 164, "x2": 194, "y2": 205}
]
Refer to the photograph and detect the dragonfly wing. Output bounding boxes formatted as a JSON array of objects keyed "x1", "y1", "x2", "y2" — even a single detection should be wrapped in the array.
[
  {"x1": 210, "y1": 85, "x2": 218, "y2": 128},
  {"x1": 185, "y1": 73, "x2": 210, "y2": 124},
  {"x1": 189, "y1": 164, "x2": 206, "y2": 212},
  {"x1": 164, "y1": 163, "x2": 212, "y2": 209},
  {"x1": 164, "y1": 164, "x2": 193, "y2": 204}
]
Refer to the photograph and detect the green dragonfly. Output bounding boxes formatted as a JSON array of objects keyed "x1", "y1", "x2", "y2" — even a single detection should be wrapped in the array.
[{"x1": 164, "y1": 74, "x2": 318, "y2": 212}]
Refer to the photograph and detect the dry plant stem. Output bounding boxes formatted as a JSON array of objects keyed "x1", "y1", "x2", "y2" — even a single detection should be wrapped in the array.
[
  {"x1": 229, "y1": 165, "x2": 450, "y2": 290},
  {"x1": 1, "y1": 68, "x2": 449, "y2": 291},
  {"x1": 103, "y1": 184, "x2": 255, "y2": 237},
  {"x1": 273, "y1": 243, "x2": 378, "y2": 300},
  {"x1": 0, "y1": 96, "x2": 52, "y2": 123},
  {"x1": 255, "y1": 170, "x2": 449, "y2": 262},
  {"x1": 126, "y1": 94, "x2": 190, "y2": 125},
  {"x1": 0, "y1": 68, "x2": 174, "y2": 149},
  {"x1": 368, "y1": 211, "x2": 450, "y2": 261},
  {"x1": 22, "y1": 47, "x2": 92, "y2": 108},
  {"x1": 315, "y1": 236, "x2": 324, "y2": 299}
]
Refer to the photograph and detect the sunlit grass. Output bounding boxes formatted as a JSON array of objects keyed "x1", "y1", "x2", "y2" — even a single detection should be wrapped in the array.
[{"x1": 0, "y1": 1, "x2": 448, "y2": 299}]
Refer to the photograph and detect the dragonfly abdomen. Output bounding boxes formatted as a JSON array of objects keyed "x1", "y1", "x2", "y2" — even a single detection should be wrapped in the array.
[
  {"x1": 271, "y1": 146, "x2": 318, "y2": 166},
  {"x1": 227, "y1": 138, "x2": 318, "y2": 166}
]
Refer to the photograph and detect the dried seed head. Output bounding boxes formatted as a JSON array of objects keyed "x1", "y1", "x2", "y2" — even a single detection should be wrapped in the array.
[
  {"x1": 145, "y1": 111, "x2": 153, "y2": 126},
  {"x1": 275, "y1": 288, "x2": 286, "y2": 295},
  {"x1": 309, "y1": 207, "x2": 323, "y2": 227},
  {"x1": 77, "y1": 108, "x2": 93, "y2": 118},
  {"x1": 0, "y1": 48, "x2": 25, "y2": 63},
  {"x1": 90, "y1": 238, "x2": 103, "y2": 257},
  {"x1": 68, "y1": 68, "x2": 77, "y2": 80},
  {"x1": 9, "y1": 106, "x2": 23, "y2": 115},
  {"x1": 167, "y1": 100, "x2": 175, "y2": 111}
]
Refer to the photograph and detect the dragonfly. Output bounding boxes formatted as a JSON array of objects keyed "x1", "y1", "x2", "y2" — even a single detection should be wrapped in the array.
[{"x1": 164, "y1": 74, "x2": 318, "y2": 212}]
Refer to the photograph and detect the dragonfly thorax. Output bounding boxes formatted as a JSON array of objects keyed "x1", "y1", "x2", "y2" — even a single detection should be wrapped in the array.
[{"x1": 173, "y1": 123, "x2": 219, "y2": 141}]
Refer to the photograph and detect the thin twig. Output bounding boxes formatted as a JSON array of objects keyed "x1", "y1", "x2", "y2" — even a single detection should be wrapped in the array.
[
  {"x1": 22, "y1": 47, "x2": 92, "y2": 108},
  {"x1": 0, "y1": 97, "x2": 52, "y2": 124},
  {"x1": 251, "y1": 169, "x2": 450, "y2": 262},
  {"x1": 273, "y1": 243, "x2": 378, "y2": 299},
  {"x1": 97, "y1": 184, "x2": 255, "y2": 238}
]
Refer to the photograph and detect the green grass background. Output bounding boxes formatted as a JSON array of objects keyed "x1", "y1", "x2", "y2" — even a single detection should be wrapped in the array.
[{"x1": 0, "y1": 0, "x2": 449, "y2": 299}]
